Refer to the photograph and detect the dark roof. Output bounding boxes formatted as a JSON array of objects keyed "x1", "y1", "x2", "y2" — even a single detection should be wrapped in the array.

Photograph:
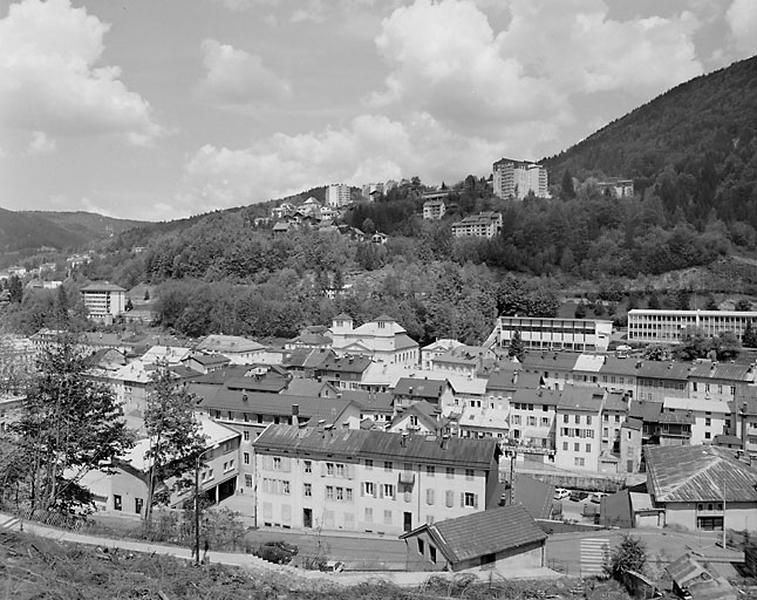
[
  {"x1": 284, "y1": 378, "x2": 333, "y2": 397},
  {"x1": 599, "y1": 356, "x2": 640, "y2": 377},
  {"x1": 225, "y1": 374, "x2": 289, "y2": 393},
  {"x1": 628, "y1": 400, "x2": 663, "y2": 422},
  {"x1": 200, "y1": 390, "x2": 351, "y2": 424},
  {"x1": 187, "y1": 365, "x2": 255, "y2": 385},
  {"x1": 393, "y1": 377, "x2": 448, "y2": 399},
  {"x1": 511, "y1": 388, "x2": 561, "y2": 407},
  {"x1": 521, "y1": 351, "x2": 579, "y2": 371},
  {"x1": 658, "y1": 411, "x2": 695, "y2": 425},
  {"x1": 342, "y1": 390, "x2": 394, "y2": 412},
  {"x1": 316, "y1": 355, "x2": 373, "y2": 374},
  {"x1": 556, "y1": 385, "x2": 605, "y2": 413},
  {"x1": 486, "y1": 368, "x2": 542, "y2": 392},
  {"x1": 636, "y1": 361, "x2": 690, "y2": 381},
  {"x1": 391, "y1": 401, "x2": 440, "y2": 428},
  {"x1": 646, "y1": 445, "x2": 757, "y2": 503},
  {"x1": 603, "y1": 391, "x2": 629, "y2": 412},
  {"x1": 253, "y1": 424, "x2": 500, "y2": 469},
  {"x1": 401, "y1": 504, "x2": 546, "y2": 564},
  {"x1": 689, "y1": 360, "x2": 752, "y2": 382},
  {"x1": 621, "y1": 417, "x2": 643, "y2": 431},
  {"x1": 714, "y1": 434, "x2": 743, "y2": 446},
  {"x1": 394, "y1": 333, "x2": 420, "y2": 350},
  {"x1": 188, "y1": 353, "x2": 230, "y2": 367},
  {"x1": 81, "y1": 282, "x2": 125, "y2": 292}
]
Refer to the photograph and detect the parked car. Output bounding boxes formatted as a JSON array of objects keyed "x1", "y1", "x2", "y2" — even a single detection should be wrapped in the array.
[
  {"x1": 589, "y1": 492, "x2": 607, "y2": 504},
  {"x1": 321, "y1": 560, "x2": 345, "y2": 573},
  {"x1": 570, "y1": 490, "x2": 590, "y2": 502},
  {"x1": 554, "y1": 487, "x2": 571, "y2": 500}
]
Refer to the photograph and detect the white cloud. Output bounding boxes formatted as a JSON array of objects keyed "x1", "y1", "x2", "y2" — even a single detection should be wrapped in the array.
[
  {"x1": 196, "y1": 39, "x2": 292, "y2": 107},
  {"x1": 27, "y1": 131, "x2": 57, "y2": 155},
  {"x1": 0, "y1": 0, "x2": 163, "y2": 145},
  {"x1": 725, "y1": 0, "x2": 757, "y2": 53},
  {"x1": 181, "y1": 112, "x2": 501, "y2": 208},
  {"x1": 371, "y1": 0, "x2": 702, "y2": 142}
]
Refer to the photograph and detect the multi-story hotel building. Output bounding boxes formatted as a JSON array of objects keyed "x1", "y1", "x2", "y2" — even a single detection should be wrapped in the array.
[
  {"x1": 326, "y1": 183, "x2": 352, "y2": 208},
  {"x1": 492, "y1": 158, "x2": 548, "y2": 200},
  {"x1": 486, "y1": 316, "x2": 613, "y2": 352},
  {"x1": 252, "y1": 424, "x2": 501, "y2": 534},
  {"x1": 80, "y1": 282, "x2": 126, "y2": 323},
  {"x1": 423, "y1": 199, "x2": 447, "y2": 220},
  {"x1": 627, "y1": 309, "x2": 757, "y2": 344},
  {"x1": 450, "y1": 212, "x2": 503, "y2": 239}
]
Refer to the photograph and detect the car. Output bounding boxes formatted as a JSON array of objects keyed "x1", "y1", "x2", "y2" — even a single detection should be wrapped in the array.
[
  {"x1": 589, "y1": 492, "x2": 607, "y2": 504},
  {"x1": 321, "y1": 560, "x2": 345, "y2": 573},
  {"x1": 554, "y1": 487, "x2": 571, "y2": 500},
  {"x1": 570, "y1": 490, "x2": 590, "y2": 502}
]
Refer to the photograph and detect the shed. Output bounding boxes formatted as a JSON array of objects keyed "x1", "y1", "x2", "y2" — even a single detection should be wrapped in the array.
[{"x1": 399, "y1": 504, "x2": 547, "y2": 572}]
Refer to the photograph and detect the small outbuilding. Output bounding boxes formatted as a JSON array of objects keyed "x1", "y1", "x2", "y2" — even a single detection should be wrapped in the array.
[{"x1": 399, "y1": 504, "x2": 547, "y2": 572}]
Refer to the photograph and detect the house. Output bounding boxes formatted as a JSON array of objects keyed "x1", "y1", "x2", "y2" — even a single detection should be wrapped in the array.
[
  {"x1": 646, "y1": 444, "x2": 757, "y2": 531},
  {"x1": 182, "y1": 352, "x2": 231, "y2": 375},
  {"x1": 392, "y1": 377, "x2": 454, "y2": 411},
  {"x1": 344, "y1": 390, "x2": 395, "y2": 427},
  {"x1": 662, "y1": 396, "x2": 729, "y2": 445},
  {"x1": 80, "y1": 282, "x2": 126, "y2": 323},
  {"x1": 196, "y1": 334, "x2": 267, "y2": 365},
  {"x1": 431, "y1": 345, "x2": 497, "y2": 378},
  {"x1": 492, "y1": 158, "x2": 548, "y2": 200},
  {"x1": 371, "y1": 232, "x2": 389, "y2": 245},
  {"x1": 636, "y1": 361, "x2": 689, "y2": 404},
  {"x1": 520, "y1": 351, "x2": 580, "y2": 391},
  {"x1": 451, "y1": 212, "x2": 502, "y2": 239},
  {"x1": 598, "y1": 356, "x2": 639, "y2": 399},
  {"x1": 486, "y1": 366, "x2": 543, "y2": 403},
  {"x1": 420, "y1": 339, "x2": 465, "y2": 370},
  {"x1": 507, "y1": 388, "x2": 561, "y2": 462},
  {"x1": 601, "y1": 391, "x2": 630, "y2": 454},
  {"x1": 554, "y1": 386, "x2": 607, "y2": 471},
  {"x1": 282, "y1": 377, "x2": 339, "y2": 399},
  {"x1": 458, "y1": 400, "x2": 510, "y2": 440},
  {"x1": 285, "y1": 326, "x2": 332, "y2": 351},
  {"x1": 252, "y1": 424, "x2": 502, "y2": 533},
  {"x1": 400, "y1": 504, "x2": 547, "y2": 572},
  {"x1": 666, "y1": 554, "x2": 735, "y2": 600},
  {"x1": 390, "y1": 402, "x2": 447, "y2": 436},
  {"x1": 330, "y1": 314, "x2": 419, "y2": 366},
  {"x1": 688, "y1": 360, "x2": 753, "y2": 404},
  {"x1": 619, "y1": 418, "x2": 643, "y2": 473},
  {"x1": 80, "y1": 414, "x2": 241, "y2": 516},
  {"x1": 281, "y1": 348, "x2": 335, "y2": 377},
  {"x1": 422, "y1": 199, "x2": 446, "y2": 220},
  {"x1": 314, "y1": 354, "x2": 373, "y2": 390}
]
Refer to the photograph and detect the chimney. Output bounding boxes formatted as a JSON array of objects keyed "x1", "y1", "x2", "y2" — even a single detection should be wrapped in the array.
[
  {"x1": 409, "y1": 386, "x2": 414, "y2": 395},
  {"x1": 292, "y1": 403, "x2": 299, "y2": 427},
  {"x1": 242, "y1": 393, "x2": 248, "y2": 402},
  {"x1": 401, "y1": 431, "x2": 409, "y2": 447},
  {"x1": 441, "y1": 434, "x2": 450, "y2": 449}
]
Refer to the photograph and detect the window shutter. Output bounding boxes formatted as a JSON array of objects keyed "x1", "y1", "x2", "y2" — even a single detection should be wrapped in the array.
[
  {"x1": 373, "y1": 485, "x2": 377, "y2": 498},
  {"x1": 321, "y1": 463, "x2": 327, "y2": 477},
  {"x1": 392, "y1": 486, "x2": 397, "y2": 500},
  {"x1": 446, "y1": 490, "x2": 454, "y2": 508},
  {"x1": 379, "y1": 485, "x2": 384, "y2": 499},
  {"x1": 360, "y1": 484, "x2": 364, "y2": 497},
  {"x1": 427, "y1": 489, "x2": 434, "y2": 505},
  {"x1": 282, "y1": 457, "x2": 291, "y2": 472},
  {"x1": 473, "y1": 494, "x2": 479, "y2": 509},
  {"x1": 460, "y1": 493, "x2": 464, "y2": 508}
]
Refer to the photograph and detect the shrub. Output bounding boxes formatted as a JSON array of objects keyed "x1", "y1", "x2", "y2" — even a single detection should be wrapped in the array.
[{"x1": 606, "y1": 534, "x2": 647, "y2": 580}]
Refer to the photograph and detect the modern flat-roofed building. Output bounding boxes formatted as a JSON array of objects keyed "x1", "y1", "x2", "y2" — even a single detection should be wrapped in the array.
[
  {"x1": 80, "y1": 282, "x2": 126, "y2": 323},
  {"x1": 451, "y1": 212, "x2": 502, "y2": 239},
  {"x1": 487, "y1": 316, "x2": 613, "y2": 352},
  {"x1": 252, "y1": 424, "x2": 501, "y2": 534},
  {"x1": 628, "y1": 309, "x2": 757, "y2": 344},
  {"x1": 326, "y1": 183, "x2": 352, "y2": 208},
  {"x1": 492, "y1": 158, "x2": 548, "y2": 200},
  {"x1": 423, "y1": 199, "x2": 447, "y2": 220}
]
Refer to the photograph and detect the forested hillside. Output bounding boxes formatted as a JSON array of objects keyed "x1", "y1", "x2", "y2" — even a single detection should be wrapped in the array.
[{"x1": 544, "y1": 55, "x2": 757, "y2": 227}]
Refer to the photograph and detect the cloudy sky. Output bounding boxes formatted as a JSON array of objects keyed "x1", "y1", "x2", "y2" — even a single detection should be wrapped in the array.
[{"x1": 0, "y1": 0, "x2": 755, "y2": 221}]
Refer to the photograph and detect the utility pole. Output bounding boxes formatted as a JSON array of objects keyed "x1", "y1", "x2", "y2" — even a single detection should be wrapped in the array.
[
  {"x1": 194, "y1": 453, "x2": 200, "y2": 566},
  {"x1": 722, "y1": 470, "x2": 727, "y2": 550}
]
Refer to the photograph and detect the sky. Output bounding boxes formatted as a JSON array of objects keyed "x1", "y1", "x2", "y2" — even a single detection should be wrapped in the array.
[{"x1": 0, "y1": 0, "x2": 755, "y2": 221}]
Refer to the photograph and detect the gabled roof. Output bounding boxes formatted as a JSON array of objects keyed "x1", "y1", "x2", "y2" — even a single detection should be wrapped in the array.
[
  {"x1": 521, "y1": 351, "x2": 579, "y2": 372},
  {"x1": 196, "y1": 334, "x2": 265, "y2": 354},
  {"x1": 603, "y1": 391, "x2": 630, "y2": 412},
  {"x1": 253, "y1": 424, "x2": 500, "y2": 469},
  {"x1": 393, "y1": 377, "x2": 448, "y2": 399},
  {"x1": 514, "y1": 475, "x2": 554, "y2": 520},
  {"x1": 391, "y1": 401, "x2": 440, "y2": 429},
  {"x1": 621, "y1": 417, "x2": 643, "y2": 431},
  {"x1": 556, "y1": 385, "x2": 605, "y2": 413},
  {"x1": 599, "y1": 356, "x2": 641, "y2": 377},
  {"x1": 224, "y1": 374, "x2": 289, "y2": 393},
  {"x1": 511, "y1": 388, "x2": 561, "y2": 407},
  {"x1": 316, "y1": 354, "x2": 373, "y2": 374},
  {"x1": 486, "y1": 368, "x2": 542, "y2": 392},
  {"x1": 340, "y1": 390, "x2": 394, "y2": 413},
  {"x1": 628, "y1": 399, "x2": 663, "y2": 422},
  {"x1": 688, "y1": 360, "x2": 753, "y2": 382},
  {"x1": 400, "y1": 504, "x2": 546, "y2": 564},
  {"x1": 646, "y1": 445, "x2": 757, "y2": 503},
  {"x1": 636, "y1": 361, "x2": 690, "y2": 381},
  {"x1": 283, "y1": 378, "x2": 335, "y2": 397},
  {"x1": 187, "y1": 353, "x2": 231, "y2": 367}
]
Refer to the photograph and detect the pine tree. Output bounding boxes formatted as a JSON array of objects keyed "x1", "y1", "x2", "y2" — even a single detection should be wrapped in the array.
[
  {"x1": 743, "y1": 321, "x2": 757, "y2": 348},
  {"x1": 508, "y1": 330, "x2": 525, "y2": 362},
  {"x1": 561, "y1": 170, "x2": 576, "y2": 199}
]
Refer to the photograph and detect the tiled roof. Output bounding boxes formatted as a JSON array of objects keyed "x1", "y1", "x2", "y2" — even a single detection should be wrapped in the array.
[
  {"x1": 521, "y1": 351, "x2": 579, "y2": 371},
  {"x1": 196, "y1": 334, "x2": 265, "y2": 354},
  {"x1": 340, "y1": 390, "x2": 394, "y2": 412},
  {"x1": 317, "y1": 355, "x2": 373, "y2": 374},
  {"x1": 189, "y1": 353, "x2": 230, "y2": 367},
  {"x1": 646, "y1": 445, "x2": 757, "y2": 503},
  {"x1": 253, "y1": 424, "x2": 500, "y2": 469},
  {"x1": 603, "y1": 391, "x2": 630, "y2": 412},
  {"x1": 394, "y1": 333, "x2": 420, "y2": 350},
  {"x1": 688, "y1": 360, "x2": 753, "y2": 382},
  {"x1": 621, "y1": 417, "x2": 643, "y2": 431},
  {"x1": 284, "y1": 378, "x2": 333, "y2": 397},
  {"x1": 403, "y1": 504, "x2": 546, "y2": 563},
  {"x1": 599, "y1": 356, "x2": 640, "y2": 377},
  {"x1": 224, "y1": 375, "x2": 289, "y2": 393},
  {"x1": 486, "y1": 368, "x2": 542, "y2": 391},
  {"x1": 556, "y1": 385, "x2": 605, "y2": 413},
  {"x1": 511, "y1": 388, "x2": 561, "y2": 407},
  {"x1": 636, "y1": 361, "x2": 690, "y2": 381},
  {"x1": 81, "y1": 282, "x2": 125, "y2": 292},
  {"x1": 628, "y1": 400, "x2": 663, "y2": 422},
  {"x1": 393, "y1": 377, "x2": 448, "y2": 399},
  {"x1": 514, "y1": 475, "x2": 554, "y2": 520}
]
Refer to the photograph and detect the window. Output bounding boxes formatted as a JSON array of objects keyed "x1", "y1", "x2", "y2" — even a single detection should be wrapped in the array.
[
  {"x1": 585, "y1": 443, "x2": 591, "y2": 453},
  {"x1": 426, "y1": 489, "x2": 435, "y2": 505},
  {"x1": 326, "y1": 462, "x2": 335, "y2": 476},
  {"x1": 365, "y1": 459, "x2": 373, "y2": 469},
  {"x1": 587, "y1": 415, "x2": 592, "y2": 425},
  {"x1": 574, "y1": 443, "x2": 579, "y2": 451},
  {"x1": 364, "y1": 481, "x2": 375, "y2": 496},
  {"x1": 243, "y1": 452, "x2": 250, "y2": 465},
  {"x1": 541, "y1": 417, "x2": 549, "y2": 426},
  {"x1": 243, "y1": 431, "x2": 250, "y2": 441},
  {"x1": 574, "y1": 457, "x2": 585, "y2": 467},
  {"x1": 244, "y1": 474, "x2": 253, "y2": 487},
  {"x1": 464, "y1": 492, "x2": 476, "y2": 507},
  {"x1": 563, "y1": 441, "x2": 568, "y2": 451},
  {"x1": 225, "y1": 459, "x2": 234, "y2": 472},
  {"x1": 273, "y1": 457, "x2": 282, "y2": 470},
  {"x1": 135, "y1": 498, "x2": 144, "y2": 514},
  {"x1": 603, "y1": 414, "x2": 609, "y2": 422},
  {"x1": 527, "y1": 416, "x2": 536, "y2": 426},
  {"x1": 563, "y1": 414, "x2": 569, "y2": 423},
  {"x1": 603, "y1": 427, "x2": 609, "y2": 436},
  {"x1": 384, "y1": 510, "x2": 392, "y2": 525},
  {"x1": 417, "y1": 539, "x2": 425, "y2": 555},
  {"x1": 304, "y1": 483, "x2": 312, "y2": 497},
  {"x1": 383, "y1": 483, "x2": 395, "y2": 498},
  {"x1": 705, "y1": 418, "x2": 712, "y2": 426},
  {"x1": 282, "y1": 480, "x2": 290, "y2": 495},
  {"x1": 113, "y1": 494, "x2": 122, "y2": 511},
  {"x1": 426, "y1": 466, "x2": 435, "y2": 477},
  {"x1": 446, "y1": 467, "x2": 455, "y2": 478},
  {"x1": 345, "y1": 488, "x2": 353, "y2": 502},
  {"x1": 465, "y1": 468, "x2": 474, "y2": 480},
  {"x1": 365, "y1": 507, "x2": 373, "y2": 522},
  {"x1": 705, "y1": 432, "x2": 711, "y2": 440},
  {"x1": 326, "y1": 486, "x2": 334, "y2": 500},
  {"x1": 384, "y1": 461, "x2": 393, "y2": 472},
  {"x1": 430, "y1": 545, "x2": 437, "y2": 563},
  {"x1": 574, "y1": 415, "x2": 580, "y2": 424},
  {"x1": 304, "y1": 460, "x2": 312, "y2": 473},
  {"x1": 336, "y1": 463, "x2": 346, "y2": 477},
  {"x1": 336, "y1": 487, "x2": 344, "y2": 501}
]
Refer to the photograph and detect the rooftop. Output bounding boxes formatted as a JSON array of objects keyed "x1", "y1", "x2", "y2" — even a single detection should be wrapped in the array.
[
  {"x1": 80, "y1": 282, "x2": 126, "y2": 293},
  {"x1": 196, "y1": 334, "x2": 266, "y2": 354},
  {"x1": 393, "y1": 377, "x2": 449, "y2": 399},
  {"x1": 253, "y1": 424, "x2": 500, "y2": 469},
  {"x1": 556, "y1": 385, "x2": 605, "y2": 413},
  {"x1": 521, "y1": 351, "x2": 580, "y2": 372}
]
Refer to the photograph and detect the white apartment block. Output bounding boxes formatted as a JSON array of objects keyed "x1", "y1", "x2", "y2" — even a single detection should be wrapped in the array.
[
  {"x1": 252, "y1": 424, "x2": 501, "y2": 534},
  {"x1": 451, "y1": 212, "x2": 502, "y2": 239},
  {"x1": 487, "y1": 316, "x2": 613, "y2": 352},
  {"x1": 492, "y1": 158, "x2": 548, "y2": 200},
  {"x1": 80, "y1": 282, "x2": 126, "y2": 323},
  {"x1": 423, "y1": 199, "x2": 446, "y2": 220},
  {"x1": 628, "y1": 309, "x2": 757, "y2": 344},
  {"x1": 554, "y1": 387, "x2": 606, "y2": 472},
  {"x1": 662, "y1": 397, "x2": 730, "y2": 445},
  {"x1": 326, "y1": 183, "x2": 352, "y2": 208}
]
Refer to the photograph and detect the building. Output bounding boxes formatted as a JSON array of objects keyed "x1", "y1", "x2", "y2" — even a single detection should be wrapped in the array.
[
  {"x1": 392, "y1": 377, "x2": 455, "y2": 412},
  {"x1": 636, "y1": 361, "x2": 689, "y2": 403},
  {"x1": 314, "y1": 354, "x2": 373, "y2": 390},
  {"x1": 422, "y1": 199, "x2": 447, "y2": 220},
  {"x1": 663, "y1": 397, "x2": 729, "y2": 445},
  {"x1": 519, "y1": 352, "x2": 580, "y2": 391},
  {"x1": 554, "y1": 386, "x2": 606, "y2": 471},
  {"x1": 196, "y1": 334, "x2": 268, "y2": 365},
  {"x1": 646, "y1": 444, "x2": 757, "y2": 531},
  {"x1": 80, "y1": 282, "x2": 126, "y2": 323},
  {"x1": 451, "y1": 212, "x2": 502, "y2": 239},
  {"x1": 400, "y1": 504, "x2": 546, "y2": 572},
  {"x1": 326, "y1": 183, "x2": 352, "y2": 208},
  {"x1": 601, "y1": 391, "x2": 630, "y2": 454},
  {"x1": 330, "y1": 314, "x2": 419, "y2": 366},
  {"x1": 628, "y1": 309, "x2": 757, "y2": 344},
  {"x1": 596, "y1": 179, "x2": 634, "y2": 199},
  {"x1": 688, "y1": 360, "x2": 753, "y2": 404},
  {"x1": 420, "y1": 339, "x2": 465, "y2": 370},
  {"x1": 507, "y1": 388, "x2": 560, "y2": 460},
  {"x1": 492, "y1": 158, "x2": 548, "y2": 200},
  {"x1": 252, "y1": 424, "x2": 502, "y2": 534},
  {"x1": 487, "y1": 316, "x2": 612, "y2": 353},
  {"x1": 619, "y1": 418, "x2": 643, "y2": 473}
]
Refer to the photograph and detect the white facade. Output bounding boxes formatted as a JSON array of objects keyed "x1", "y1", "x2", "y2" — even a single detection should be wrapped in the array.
[
  {"x1": 330, "y1": 315, "x2": 418, "y2": 365},
  {"x1": 423, "y1": 200, "x2": 446, "y2": 220},
  {"x1": 663, "y1": 397, "x2": 730, "y2": 445},
  {"x1": 451, "y1": 212, "x2": 503, "y2": 239},
  {"x1": 326, "y1": 183, "x2": 352, "y2": 208},
  {"x1": 488, "y1": 316, "x2": 613, "y2": 352},
  {"x1": 492, "y1": 159, "x2": 548, "y2": 200},
  {"x1": 555, "y1": 406, "x2": 602, "y2": 471},
  {"x1": 628, "y1": 309, "x2": 757, "y2": 344},
  {"x1": 81, "y1": 283, "x2": 126, "y2": 322}
]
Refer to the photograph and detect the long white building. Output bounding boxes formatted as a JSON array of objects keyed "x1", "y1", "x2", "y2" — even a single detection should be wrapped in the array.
[
  {"x1": 627, "y1": 309, "x2": 757, "y2": 344},
  {"x1": 485, "y1": 316, "x2": 613, "y2": 352},
  {"x1": 492, "y1": 158, "x2": 548, "y2": 200}
]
